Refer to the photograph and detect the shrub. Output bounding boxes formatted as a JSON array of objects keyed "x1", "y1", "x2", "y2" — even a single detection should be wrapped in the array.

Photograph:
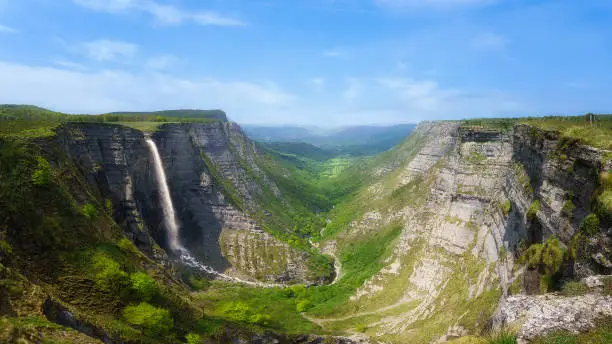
[
  {"x1": 521, "y1": 243, "x2": 543, "y2": 269},
  {"x1": 356, "y1": 324, "x2": 368, "y2": 333},
  {"x1": 541, "y1": 237, "x2": 565, "y2": 275},
  {"x1": 539, "y1": 274, "x2": 553, "y2": 294},
  {"x1": 248, "y1": 313, "x2": 271, "y2": 326},
  {"x1": 105, "y1": 199, "x2": 113, "y2": 214},
  {"x1": 130, "y1": 272, "x2": 158, "y2": 302},
  {"x1": 118, "y1": 238, "x2": 138, "y2": 255},
  {"x1": 31, "y1": 156, "x2": 52, "y2": 186},
  {"x1": 123, "y1": 302, "x2": 173, "y2": 337},
  {"x1": 185, "y1": 333, "x2": 201, "y2": 344},
  {"x1": 527, "y1": 200, "x2": 541, "y2": 220},
  {"x1": 502, "y1": 200, "x2": 512, "y2": 216},
  {"x1": 222, "y1": 301, "x2": 271, "y2": 326},
  {"x1": 187, "y1": 275, "x2": 210, "y2": 291},
  {"x1": 296, "y1": 300, "x2": 311, "y2": 312},
  {"x1": 562, "y1": 200, "x2": 576, "y2": 218},
  {"x1": 0, "y1": 240, "x2": 12, "y2": 255},
  {"x1": 92, "y1": 253, "x2": 129, "y2": 293},
  {"x1": 82, "y1": 203, "x2": 98, "y2": 219},
  {"x1": 580, "y1": 213, "x2": 600, "y2": 236},
  {"x1": 561, "y1": 281, "x2": 589, "y2": 296},
  {"x1": 479, "y1": 328, "x2": 517, "y2": 344}
]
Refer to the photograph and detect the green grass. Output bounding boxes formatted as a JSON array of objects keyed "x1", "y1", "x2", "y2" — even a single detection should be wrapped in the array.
[
  {"x1": 561, "y1": 281, "x2": 590, "y2": 296},
  {"x1": 532, "y1": 317, "x2": 612, "y2": 344},
  {"x1": 193, "y1": 221, "x2": 403, "y2": 333},
  {"x1": 520, "y1": 115, "x2": 612, "y2": 150}
]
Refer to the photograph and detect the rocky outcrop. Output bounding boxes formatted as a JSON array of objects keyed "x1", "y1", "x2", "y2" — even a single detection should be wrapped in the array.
[{"x1": 493, "y1": 275, "x2": 612, "y2": 343}]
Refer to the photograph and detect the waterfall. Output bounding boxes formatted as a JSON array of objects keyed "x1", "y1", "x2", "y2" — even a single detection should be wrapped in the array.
[
  {"x1": 145, "y1": 137, "x2": 182, "y2": 251},
  {"x1": 145, "y1": 137, "x2": 281, "y2": 288}
]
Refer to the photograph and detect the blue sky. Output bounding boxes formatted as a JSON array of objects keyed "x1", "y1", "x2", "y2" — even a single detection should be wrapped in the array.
[{"x1": 1, "y1": 0, "x2": 612, "y2": 125}]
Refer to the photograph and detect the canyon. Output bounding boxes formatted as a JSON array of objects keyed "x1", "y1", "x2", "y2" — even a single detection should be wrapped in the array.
[{"x1": 0, "y1": 109, "x2": 610, "y2": 344}]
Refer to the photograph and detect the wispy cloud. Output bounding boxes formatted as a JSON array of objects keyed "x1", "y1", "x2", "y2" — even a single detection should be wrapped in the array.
[
  {"x1": 73, "y1": 0, "x2": 245, "y2": 26},
  {"x1": 0, "y1": 61, "x2": 295, "y2": 117},
  {"x1": 146, "y1": 54, "x2": 177, "y2": 70},
  {"x1": 53, "y1": 59, "x2": 88, "y2": 71},
  {"x1": 0, "y1": 24, "x2": 18, "y2": 33},
  {"x1": 82, "y1": 39, "x2": 138, "y2": 62},
  {"x1": 471, "y1": 32, "x2": 508, "y2": 52}
]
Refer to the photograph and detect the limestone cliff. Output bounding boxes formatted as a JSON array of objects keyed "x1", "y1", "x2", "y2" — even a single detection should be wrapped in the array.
[
  {"x1": 313, "y1": 121, "x2": 611, "y2": 343},
  {"x1": 53, "y1": 122, "x2": 329, "y2": 285}
]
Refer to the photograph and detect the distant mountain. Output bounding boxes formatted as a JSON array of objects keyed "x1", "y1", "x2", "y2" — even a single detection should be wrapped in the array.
[
  {"x1": 241, "y1": 126, "x2": 316, "y2": 142},
  {"x1": 243, "y1": 124, "x2": 417, "y2": 156},
  {"x1": 258, "y1": 141, "x2": 335, "y2": 162}
]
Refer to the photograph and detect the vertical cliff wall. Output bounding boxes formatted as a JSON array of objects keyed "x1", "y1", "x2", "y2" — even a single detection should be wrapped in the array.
[{"x1": 53, "y1": 122, "x2": 329, "y2": 284}]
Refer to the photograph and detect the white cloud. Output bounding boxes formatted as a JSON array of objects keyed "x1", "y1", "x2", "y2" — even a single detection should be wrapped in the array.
[
  {"x1": 73, "y1": 0, "x2": 245, "y2": 26},
  {"x1": 146, "y1": 54, "x2": 177, "y2": 70},
  {"x1": 471, "y1": 32, "x2": 508, "y2": 51},
  {"x1": 83, "y1": 39, "x2": 138, "y2": 62},
  {"x1": 0, "y1": 61, "x2": 296, "y2": 118},
  {"x1": 53, "y1": 59, "x2": 88, "y2": 71},
  {"x1": 377, "y1": 76, "x2": 521, "y2": 118},
  {"x1": 0, "y1": 24, "x2": 17, "y2": 33}
]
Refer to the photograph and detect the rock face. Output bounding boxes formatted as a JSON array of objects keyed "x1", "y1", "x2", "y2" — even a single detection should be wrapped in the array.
[
  {"x1": 510, "y1": 124, "x2": 612, "y2": 277},
  {"x1": 495, "y1": 292, "x2": 612, "y2": 343},
  {"x1": 54, "y1": 123, "x2": 165, "y2": 258},
  {"x1": 53, "y1": 122, "x2": 324, "y2": 284},
  {"x1": 314, "y1": 121, "x2": 610, "y2": 343}
]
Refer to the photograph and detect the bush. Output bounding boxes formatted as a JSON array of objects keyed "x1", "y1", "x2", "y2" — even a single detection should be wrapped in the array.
[
  {"x1": 92, "y1": 253, "x2": 129, "y2": 292},
  {"x1": 527, "y1": 200, "x2": 541, "y2": 220},
  {"x1": 123, "y1": 302, "x2": 173, "y2": 337},
  {"x1": 502, "y1": 200, "x2": 512, "y2": 216},
  {"x1": 31, "y1": 156, "x2": 52, "y2": 186},
  {"x1": 118, "y1": 238, "x2": 138, "y2": 255},
  {"x1": 356, "y1": 324, "x2": 368, "y2": 333},
  {"x1": 562, "y1": 200, "x2": 576, "y2": 218},
  {"x1": 561, "y1": 281, "x2": 589, "y2": 296},
  {"x1": 105, "y1": 199, "x2": 113, "y2": 214},
  {"x1": 296, "y1": 300, "x2": 311, "y2": 312},
  {"x1": 479, "y1": 328, "x2": 517, "y2": 344},
  {"x1": 130, "y1": 272, "x2": 158, "y2": 302},
  {"x1": 580, "y1": 213, "x2": 600, "y2": 236},
  {"x1": 185, "y1": 333, "x2": 201, "y2": 344},
  {"x1": 541, "y1": 237, "x2": 565, "y2": 275},
  {"x1": 82, "y1": 203, "x2": 98, "y2": 219},
  {"x1": 539, "y1": 274, "x2": 553, "y2": 294},
  {"x1": 222, "y1": 301, "x2": 271, "y2": 326},
  {"x1": 521, "y1": 243, "x2": 543, "y2": 268}
]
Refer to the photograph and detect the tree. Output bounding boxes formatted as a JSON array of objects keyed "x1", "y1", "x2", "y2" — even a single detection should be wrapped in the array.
[{"x1": 123, "y1": 302, "x2": 174, "y2": 337}]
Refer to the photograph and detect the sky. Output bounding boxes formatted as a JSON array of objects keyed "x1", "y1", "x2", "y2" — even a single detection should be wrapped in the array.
[{"x1": 1, "y1": 0, "x2": 612, "y2": 125}]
